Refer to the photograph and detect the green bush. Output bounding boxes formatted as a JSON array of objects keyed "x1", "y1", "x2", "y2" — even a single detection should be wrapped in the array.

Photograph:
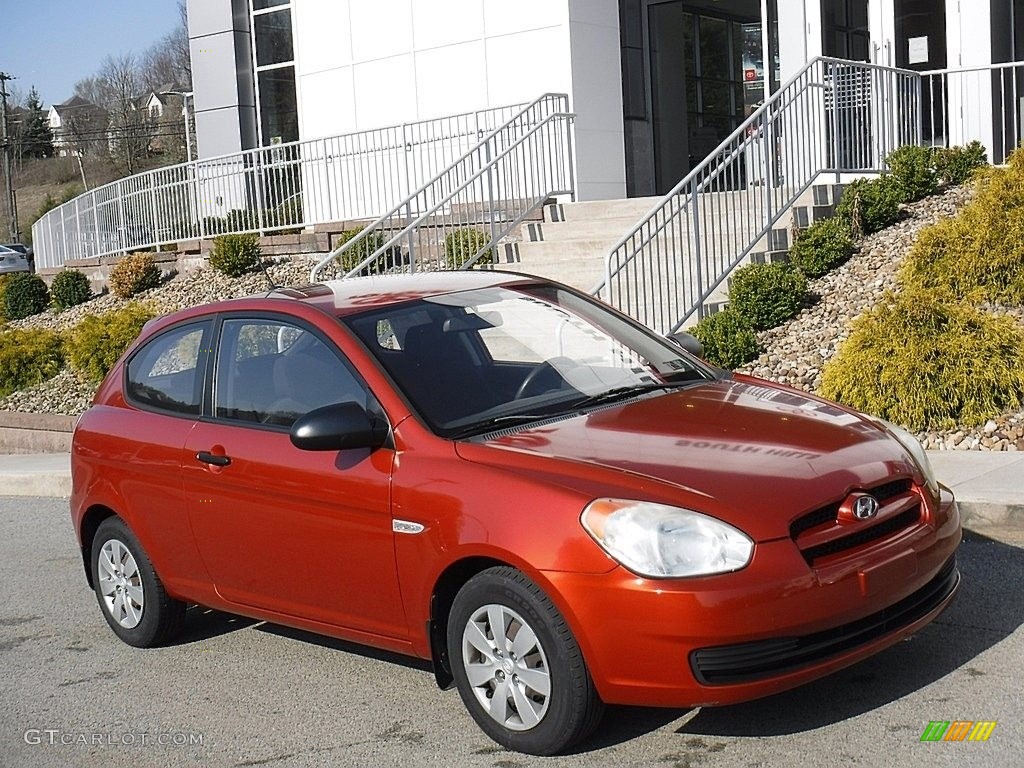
[
  {"x1": 690, "y1": 309, "x2": 760, "y2": 369},
  {"x1": 728, "y1": 262, "x2": 807, "y2": 331},
  {"x1": 886, "y1": 145, "x2": 938, "y2": 202},
  {"x1": 934, "y1": 141, "x2": 987, "y2": 186},
  {"x1": 788, "y1": 217, "x2": 854, "y2": 278},
  {"x1": 109, "y1": 252, "x2": 161, "y2": 299},
  {"x1": 900, "y1": 158, "x2": 1024, "y2": 304},
  {"x1": 443, "y1": 228, "x2": 495, "y2": 269},
  {"x1": 820, "y1": 288, "x2": 1024, "y2": 430},
  {"x1": 209, "y1": 234, "x2": 262, "y2": 277},
  {"x1": 67, "y1": 304, "x2": 156, "y2": 382},
  {"x1": 835, "y1": 176, "x2": 903, "y2": 237},
  {"x1": 225, "y1": 208, "x2": 257, "y2": 232},
  {"x1": 2, "y1": 273, "x2": 50, "y2": 320},
  {"x1": 334, "y1": 228, "x2": 388, "y2": 274},
  {"x1": 50, "y1": 269, "x2": 93, "y2": 310},
  {"x1": 0, "y1": 328, "x2": 64, "y2": 397}
]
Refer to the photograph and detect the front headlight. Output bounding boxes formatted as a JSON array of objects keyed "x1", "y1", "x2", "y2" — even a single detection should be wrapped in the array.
[
  {"x1": 872, "y1": 418, "x2": 938, "y2": 495},
  {"x1": 581, "y1": 499, "x2": 754, "y2": 578}
]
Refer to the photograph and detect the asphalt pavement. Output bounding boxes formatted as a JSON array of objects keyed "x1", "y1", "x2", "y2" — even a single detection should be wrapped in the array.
[{"x1": 0, "y1": 497, "x2": 1020, "y2": 768}]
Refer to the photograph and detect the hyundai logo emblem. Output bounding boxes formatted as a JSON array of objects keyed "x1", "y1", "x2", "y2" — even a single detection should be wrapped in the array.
[{"x1": 853, "y1": 495, "x2": 879, "y2": 520}]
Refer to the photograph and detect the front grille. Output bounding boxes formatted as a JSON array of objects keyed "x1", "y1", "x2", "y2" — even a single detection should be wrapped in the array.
[
  {"x1": 800, "y1": 506, "x2": 921, "y2": 563},
  {"x1": 789, "y1": 479, "x2": 912, "y2": 539},
  {"x1": 690, "y1": 556, "x2": 959, "y2": 685}
]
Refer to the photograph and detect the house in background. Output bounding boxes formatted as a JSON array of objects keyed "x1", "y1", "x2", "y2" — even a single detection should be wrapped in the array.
[
  {"x1": 186, "y1": 0, "x2": 1024, "y2": 202},
  {"x1": 136, "y1": 84, "x2": 188, "y2": 156},
  {"x1": 47, "y1": 95, "x2": 108, "y2": 158}
]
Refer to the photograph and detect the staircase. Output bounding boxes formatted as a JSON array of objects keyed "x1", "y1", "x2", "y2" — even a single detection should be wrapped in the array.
[{"x1": 504, "y1": 183, "x2": 845, "y2": 324}]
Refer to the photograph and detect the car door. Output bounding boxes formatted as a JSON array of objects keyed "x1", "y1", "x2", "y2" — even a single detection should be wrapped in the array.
[{"x1": 181, "y1": 313, "x2": 406, "y2": 639}]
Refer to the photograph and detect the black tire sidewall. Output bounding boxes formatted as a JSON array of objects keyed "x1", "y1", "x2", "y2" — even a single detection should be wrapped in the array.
[
  {"x1": 447, "y1": 568, "x2": 591, "y2": 755},
  {"x1": 91, "y1": 517, "x2": 166, "y2": 648}
]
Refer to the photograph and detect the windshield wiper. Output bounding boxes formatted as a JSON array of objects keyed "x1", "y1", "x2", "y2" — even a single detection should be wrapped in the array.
[
  {"x1": 447, "y1": 413, "x2": 558, "y2": 440},
  {"x1": 565, "y1": 381, "x2": 697, "y2": 411}
]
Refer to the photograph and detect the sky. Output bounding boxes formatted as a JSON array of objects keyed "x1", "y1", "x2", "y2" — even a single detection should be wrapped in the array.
[{"x1": 0, "y1": 0, "x2": 182, "y2": 107}]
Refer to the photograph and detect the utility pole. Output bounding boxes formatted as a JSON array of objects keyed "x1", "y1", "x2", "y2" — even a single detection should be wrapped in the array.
[{"x1": 0, "y1": 71, "x2": 19, "y2": 242}]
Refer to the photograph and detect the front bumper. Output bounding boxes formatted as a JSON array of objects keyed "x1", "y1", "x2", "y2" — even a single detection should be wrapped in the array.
[{"x1": 543, "y1": 487, "x2": 961, "y2": 708}]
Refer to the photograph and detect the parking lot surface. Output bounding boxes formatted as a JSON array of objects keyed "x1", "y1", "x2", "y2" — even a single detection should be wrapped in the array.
[{"x1": 0, "y1": 497, "x2": 1019, "y2": 767}]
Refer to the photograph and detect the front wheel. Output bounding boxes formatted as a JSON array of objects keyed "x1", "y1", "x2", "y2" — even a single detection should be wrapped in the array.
[
  {"x1": 91, "y1": 517, "x2": 185, "y2": 647},
  {"x1": 447, "y1": 567, "x2": 604, "y2": 755}
]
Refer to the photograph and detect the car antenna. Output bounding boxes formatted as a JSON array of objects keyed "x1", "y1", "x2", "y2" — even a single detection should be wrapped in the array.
[{"x1": 259, "y1": 256, "x2": 281, "y2": 293}]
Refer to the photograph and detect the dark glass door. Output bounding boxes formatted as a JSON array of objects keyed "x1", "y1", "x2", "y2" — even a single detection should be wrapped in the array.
[{"x1": 822, "y1": 0, "x2": 870, "y2": 61}]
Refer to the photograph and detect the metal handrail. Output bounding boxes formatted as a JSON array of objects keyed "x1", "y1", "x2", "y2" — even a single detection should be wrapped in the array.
[
  {"x1": 595, "y1": 57, "x2": 925, "y2": 332},
  {"x1": 310, "y1": 95, "x2": 575, "y2": 282},
  {"x1": 596, "y1": 56, "x2": 1024, "y2": 333},
  {"x1": 30, "y1": 95, "x2": 570, "y2": 270}
]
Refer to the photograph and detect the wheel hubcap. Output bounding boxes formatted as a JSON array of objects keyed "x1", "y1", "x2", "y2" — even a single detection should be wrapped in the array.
[
  {"x1": 97, "y1": 539, "x2": 144, "y2": 629},
  {"x1": 461, "y1": 604, "x2": 551, "y2": 731}
]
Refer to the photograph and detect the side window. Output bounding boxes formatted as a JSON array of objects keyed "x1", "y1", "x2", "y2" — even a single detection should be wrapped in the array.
[
  {"x1": 126, "y1": 323, "x2": 209, "y2": 415},
  {"x1": 215, "y1": 318, "x2": 367, "y2": 428}
]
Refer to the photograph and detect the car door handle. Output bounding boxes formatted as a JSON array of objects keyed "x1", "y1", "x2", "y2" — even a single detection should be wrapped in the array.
[{"x1": 196, "y1": 451, "x2": 231, "y2": 467}]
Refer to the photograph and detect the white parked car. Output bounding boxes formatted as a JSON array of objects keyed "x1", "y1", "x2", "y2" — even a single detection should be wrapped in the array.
[{"x1": 0, "y1": 245, "x2": 30, "y2": 275}]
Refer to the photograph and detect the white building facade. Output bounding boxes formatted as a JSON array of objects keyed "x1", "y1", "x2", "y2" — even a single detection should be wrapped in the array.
[{"x1": 188, "y1": 0, "x2": 1023, "y2": 201}]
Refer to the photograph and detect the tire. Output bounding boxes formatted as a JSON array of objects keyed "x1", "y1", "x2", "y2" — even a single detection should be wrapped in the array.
[
  {"x1": 90, "y1": 517, "x2": 185, "y2": 648},
  {"x1": 447, "y1": 566, "x2": 604, "y2": 755}
]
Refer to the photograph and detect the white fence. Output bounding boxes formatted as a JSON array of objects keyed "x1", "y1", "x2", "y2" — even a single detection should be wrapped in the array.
[{"x1": 31, "y1": 96, "x2": 568, "y2": 270}]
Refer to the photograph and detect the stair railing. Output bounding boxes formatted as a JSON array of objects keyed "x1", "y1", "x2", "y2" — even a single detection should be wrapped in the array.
[
  {"x1": 595, "y1": 57, "x2": 921, "y2": 333},
  {"x1": 309, "y1": 94, "x2": 574, "y2": 282}
]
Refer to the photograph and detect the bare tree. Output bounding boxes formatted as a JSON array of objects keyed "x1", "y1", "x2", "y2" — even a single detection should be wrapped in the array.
[
  {"x1": 141, "y1": 1, "x2": 192, "y2": 91},
  {"x1": 99, "y1": 54, "x2": 154, "y2": 175}
]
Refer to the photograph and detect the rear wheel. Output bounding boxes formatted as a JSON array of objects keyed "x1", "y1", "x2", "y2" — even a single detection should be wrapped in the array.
[
  {"x1": 447, "y1": 566, "x2": 604, "y2": 755},
  {"x1": 91, "y1": 517, "x2": 185, "y2": 647}
]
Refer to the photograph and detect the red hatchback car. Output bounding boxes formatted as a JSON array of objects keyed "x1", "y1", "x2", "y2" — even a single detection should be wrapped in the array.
[{"x1": 71, "y1": 272, "x2": 961, "y2": 755}]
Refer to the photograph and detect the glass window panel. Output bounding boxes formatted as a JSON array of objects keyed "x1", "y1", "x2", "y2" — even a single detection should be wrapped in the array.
[
  {"x1": 215, "y1": 319, "x2": 367, "y2": 428},
  {"x1": 699, "y1": 16, "x2": 730, "y2": 80},
  {"x1": 253, "y1": 0, "x2": 289, "y2": 11},
  {"x1": 255, "y1": 9, "x2": 294, "y2": 67},
  {"x1": 258, "y1": 66, "x2": 299, "y2": 145}
]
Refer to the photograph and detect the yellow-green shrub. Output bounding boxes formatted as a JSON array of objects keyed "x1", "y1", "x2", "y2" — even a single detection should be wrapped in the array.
[
  {"x1": 109, "y1": 252, "x2": 161, "y2": 299},
  {"x1": 900, "y1": 156, "x2": 1024, "y2": 304},
  {"x1": 334, "y1": 228, "x2": 387, "y2": 274},
  {"x1": 0, "y1": 328, "x2": 65, "y2": 397},
  {"x1": 67, "y1": 303, "x2": 156, "y2": 382},
  {"x1": 209, "y1": 233, "x2": 262, "y2": 277},
  {"x1": 444, "y1": 227, "x2": 495, "y2": 269},
  {"x1": 820, "y1": 288, "x2": 1024, "y2": 430}
]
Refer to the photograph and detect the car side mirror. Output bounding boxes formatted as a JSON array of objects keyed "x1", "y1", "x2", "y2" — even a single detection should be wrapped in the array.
[
  {"x1": 666, "y1": 332, "x2": 704, "y2": 358},
  {"x1": 289, "y1": 402, "x2": 387, "y2": 452}
]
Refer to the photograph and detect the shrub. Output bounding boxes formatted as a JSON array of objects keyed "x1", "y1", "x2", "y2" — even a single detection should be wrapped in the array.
[
  {"x1": 728, "y1": 262, "x2": 807, "y2": 331},
  {"x1": 834, "y1": 176, "x2": 902, "y2": 237},
  {"x1": 886, "y1": 145, "x2": 938, "y2": 202},
  {"x1": 50, "y1": 269, "x2": 93, "y2": 310},
  {"x1": 0, "y1": 274, "x2": 12, "y2": 321},
  {"x1": 209, "y1": 234, "x2": 262, "y2": 277},
  {"x1": 690, "y1": 309, "x2": 760, "y2": 369},
  {"x1": 934, "y1": 141, "x2": 987, "y2": 186},
  {"x1": 900, "y1": 161, "x2": 1024, "y2": 304},
  {"x1": 67, "y1": 304, "x2": 156, "y2": 382},
  {"x1": 788, "y1": 217, "x2": 854, "y2": 278},
  {"x1": 225, "y1": 208, "x2": 258, "y2": 232},
  {"x1": 109, "y1": 252, "x2": 161, "y2": 299},
  {"x1": 443, "y1": 228, "x2": 495, "y2": 269},
  {"x1": 820, "y1": 288, "x2": 1024, "y2": 431},
  {"x1": 0, "y1": 328, "x2": 64, "y2": 397},
  {"x1": 2, "y1": 273, "x2": 50, "y2": 320},
  {"x1": 334, "y1": 228, "x2": 388, "y2": 274}
]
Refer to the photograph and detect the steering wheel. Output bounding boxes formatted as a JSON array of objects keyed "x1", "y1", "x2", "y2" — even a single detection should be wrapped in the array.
[{"x1": 514, "y1": 357, "x2": 580, "y2": 400}]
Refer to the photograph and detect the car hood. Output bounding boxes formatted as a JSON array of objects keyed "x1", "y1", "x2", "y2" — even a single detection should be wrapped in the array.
[{"x1": 455, "y1": 377, "x2": 921, "y2": 541}]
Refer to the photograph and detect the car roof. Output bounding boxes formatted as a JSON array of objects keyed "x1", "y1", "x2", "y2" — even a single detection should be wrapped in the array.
[
  {"x1": 0, "y1": 245, "x2": 17, "y2": 254},
  {"x1": 145, "y1": 271, "x2": 546, "y2": 331},
  {"x1": 270, "y1": 271, "x2": 541, "y2": 316}
]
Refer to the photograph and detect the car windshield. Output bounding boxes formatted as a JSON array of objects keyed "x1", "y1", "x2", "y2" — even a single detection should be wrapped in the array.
[{"x1": 344, "y1": 283, "x2": 714, "y2": 437}]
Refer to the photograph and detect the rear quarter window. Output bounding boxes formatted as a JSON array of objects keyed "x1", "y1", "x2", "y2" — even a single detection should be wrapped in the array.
[{"x1": 125, "y1": 322, "x2": 211, "y2": 415}]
